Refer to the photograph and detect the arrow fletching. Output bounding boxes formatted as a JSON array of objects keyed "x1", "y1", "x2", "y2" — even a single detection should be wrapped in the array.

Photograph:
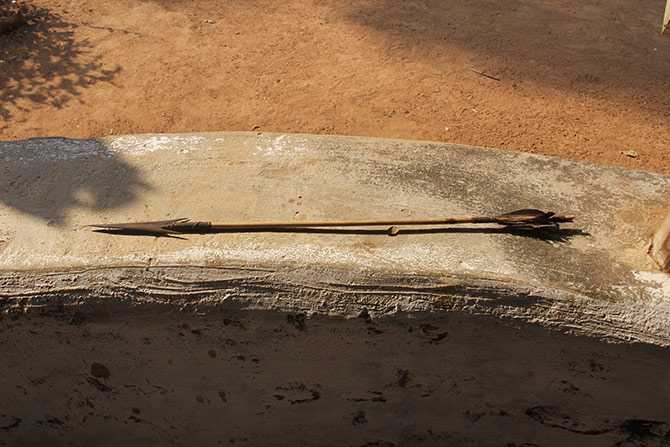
[{"x1": 494, "y1": 209, "x2": 574, "y2": 229}]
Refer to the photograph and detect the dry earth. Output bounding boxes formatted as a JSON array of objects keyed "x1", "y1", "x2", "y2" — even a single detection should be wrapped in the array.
[{"x1": 1, "y1": 0, "x2": 669, "y2": 173}]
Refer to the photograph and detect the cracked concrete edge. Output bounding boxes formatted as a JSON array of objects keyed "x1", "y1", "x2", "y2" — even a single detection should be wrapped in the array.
[{"x1": 2, "y1": 264, "x2": 670, "y2": 347}]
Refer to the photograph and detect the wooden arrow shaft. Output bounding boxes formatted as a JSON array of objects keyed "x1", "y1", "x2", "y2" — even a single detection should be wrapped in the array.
[
  {"x1": 88, "y1": 209, "x2": 575, "y2": 236},
  {"x1": 206, "y1": 216, "x2": 492, "y2": 230}
]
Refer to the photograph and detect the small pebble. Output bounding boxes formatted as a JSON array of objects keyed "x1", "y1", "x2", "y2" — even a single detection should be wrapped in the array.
[{"x1": 90, "y1": 362, "x2": 110, "y2": 379}]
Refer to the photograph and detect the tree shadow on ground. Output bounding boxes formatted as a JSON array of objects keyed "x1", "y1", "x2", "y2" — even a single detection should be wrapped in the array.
[
  {"x1": 0, "y1": 137, "x2": 151, "y2": 225},
  {"x1": 343, "y1": 0, "x2": 670, "y2": 105},
  {"x1": 0, "y1": 2, "x2": 121, "y2": 129}
]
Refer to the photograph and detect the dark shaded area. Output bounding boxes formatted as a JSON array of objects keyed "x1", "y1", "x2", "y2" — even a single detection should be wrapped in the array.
[
  {"x1": 3, "y1": 304, "x2": 670, "y2": 445},
  {"x1": 344, "y1": 0, "x2": 670, "y2": 105},
  {"x1": 0, "y1": 1, "x2": 120, "y2": 128},
  {"x1": 0, "y1": 12, "x2": 26, "y2": 35},
  {"x1": 0, "y1": 137, "x2": 151, "y2": 225},
  {"x1": 525, "y1": 406, "x2": 670, "y2": 443},
  {"x1": 525, "y1": 405, "x2": 613, "y2": 435},
  {"x1": 619, "y1": 419, "x2": 670, "y2": 444}
]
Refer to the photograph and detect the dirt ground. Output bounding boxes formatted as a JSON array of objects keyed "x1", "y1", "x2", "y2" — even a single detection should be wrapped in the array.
[{"x1": 1, "y1": 0, "x2": 669, "y2": 173}]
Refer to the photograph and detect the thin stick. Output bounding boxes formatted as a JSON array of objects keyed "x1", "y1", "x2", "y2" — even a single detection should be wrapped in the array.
[
  {"x1": 469, "y1": 68, "x2": 501, "y2": 82},
  {"x1": 208, "y1": 215, "x2": 491, "y2": 230}
]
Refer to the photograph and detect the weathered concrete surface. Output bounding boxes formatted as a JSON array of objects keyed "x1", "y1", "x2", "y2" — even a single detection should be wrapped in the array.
[
  {"x1": 2, "y1": 132, "x2": 670, "y2": 446},
  {"x1": 2, "y1": 132, "x2": 670, "y2": 342},
  {"x1": 3, "y1": 310, "x2": 670, "y2": 447}
]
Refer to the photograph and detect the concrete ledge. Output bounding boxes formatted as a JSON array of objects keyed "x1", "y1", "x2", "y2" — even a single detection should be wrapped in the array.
[
  {"x1": 3, "y1": 133, "x2": 670, "y2": 445},
  {"x1": 2, "y1": 132, "x2": 670, "y2": 344}
]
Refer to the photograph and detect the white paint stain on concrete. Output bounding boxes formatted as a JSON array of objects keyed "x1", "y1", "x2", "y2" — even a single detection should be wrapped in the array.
[
  {"x1": 255, "y1": 134, "x2": 309, "y2": 157},
  {"x1": 107, "y1": 135, "x2": 206, "y2": 155},
  {"x1": 0, "y1": 134, "x2": 209, "y2": 163}
]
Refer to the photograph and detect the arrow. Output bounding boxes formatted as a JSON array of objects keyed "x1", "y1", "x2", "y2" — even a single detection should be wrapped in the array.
[{"x1": 88, "y1": 208, "x2": 575, "y2": 237}]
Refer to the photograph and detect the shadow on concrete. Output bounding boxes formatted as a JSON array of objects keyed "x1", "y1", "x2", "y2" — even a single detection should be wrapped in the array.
[
  {"x1": 344, "y1": 0, "x2": 670, "y2": 104},
  {"x1": 0, "y1": 3, "x2": 121, "y2": 128},
  {"x1": 0, "y1": 137, "x2": 150, "y2": 225}
]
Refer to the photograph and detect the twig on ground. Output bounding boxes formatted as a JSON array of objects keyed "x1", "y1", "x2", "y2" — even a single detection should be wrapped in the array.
[{"x1": 469, "y1": 68, "x2": 501, "y2": 82}]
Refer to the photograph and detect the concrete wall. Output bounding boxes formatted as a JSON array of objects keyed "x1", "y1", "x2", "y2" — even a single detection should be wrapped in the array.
[
  {"x1": 3, "y1": 132, "x2": 670, "y2": 446},
  {"x1": 3, "y1": 307, "x2": 670, "y2": 447}
]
